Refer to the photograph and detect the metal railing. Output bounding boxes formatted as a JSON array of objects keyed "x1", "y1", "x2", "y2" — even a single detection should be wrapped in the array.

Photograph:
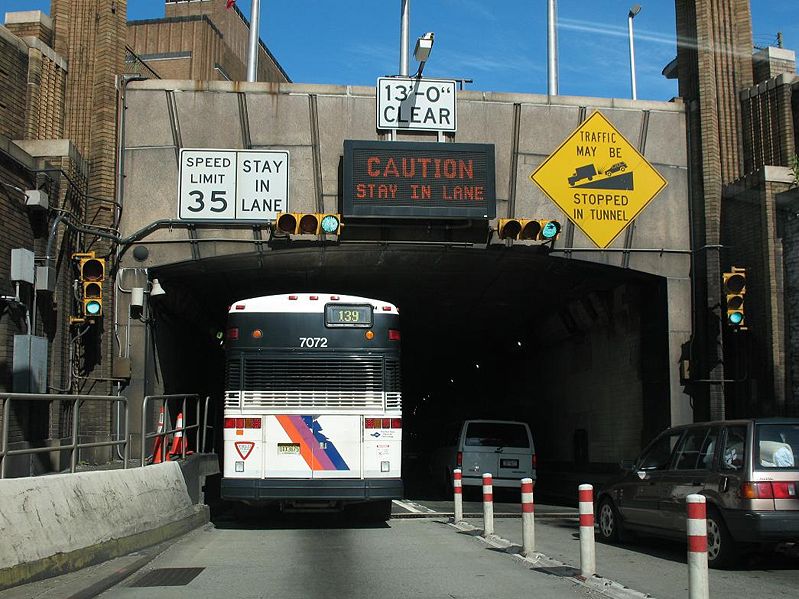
[
  {"x1": 0, "y1": 393, "x2": 129, "y2": 479},
  {"x1": 140, "y1": 394, "x2": 209, "y2": 466}
]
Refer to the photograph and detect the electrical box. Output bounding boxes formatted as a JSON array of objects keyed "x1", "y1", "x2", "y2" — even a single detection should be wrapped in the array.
[
  {"x1": 35, "y1": 266, "x2": 57, "y2": 293},
  {"x1": 24, "y1": 189, "x2": 49, "y2": 210},
  {"x1": 13, "y1": 335, "x2": 48, "y2": 393},
  {"x1": 10, "y1": 248, "x2": 35, "y2": 284}
]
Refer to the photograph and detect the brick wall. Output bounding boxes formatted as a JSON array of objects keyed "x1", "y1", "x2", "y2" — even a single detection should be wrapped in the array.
[{"x1": 781, "y1": 189, "x2": 799, "y2": 416}]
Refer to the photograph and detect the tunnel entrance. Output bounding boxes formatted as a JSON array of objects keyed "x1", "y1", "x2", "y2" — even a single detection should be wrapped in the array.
[{"x1": 145, "y1": 243, "x2": 671, "y2": 499}]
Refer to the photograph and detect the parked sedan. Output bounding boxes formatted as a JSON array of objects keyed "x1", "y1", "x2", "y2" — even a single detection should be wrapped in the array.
[{"x1": 596, "y1": 418, "x2": 799, "y2": 568}]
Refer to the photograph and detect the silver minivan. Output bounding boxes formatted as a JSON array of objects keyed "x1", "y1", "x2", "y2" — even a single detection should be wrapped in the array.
[
  {"x1": 596, "y1": 418, "x2": 799, "y2": 568},
  {"x1": 431, "y1": 420, "x2": 536, "y2": 493}
]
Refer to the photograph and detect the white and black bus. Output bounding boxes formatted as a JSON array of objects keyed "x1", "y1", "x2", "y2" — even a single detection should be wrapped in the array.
[{"x1": 221, "y1": 293, "x2": 402, "y2": 519}]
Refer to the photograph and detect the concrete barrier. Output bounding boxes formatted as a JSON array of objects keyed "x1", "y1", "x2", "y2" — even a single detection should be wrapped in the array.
[{"x1": 0, "y1": 461, "x2": 209, "y2": 590}]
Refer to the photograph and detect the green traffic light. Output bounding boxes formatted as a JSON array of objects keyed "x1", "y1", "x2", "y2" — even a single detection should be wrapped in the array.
[
  {"x1": 85, "y1": 300, "x2": 101, "y2": 316},
  {"x1": 321, "y1": 215, "x2": 340, "y2": 233},
  {"x1": 541, "y1": 221, "x2": 561, "y2": 239},
  {"x1": 728, "y1": 312, "x2": 743, "y2": 325}
]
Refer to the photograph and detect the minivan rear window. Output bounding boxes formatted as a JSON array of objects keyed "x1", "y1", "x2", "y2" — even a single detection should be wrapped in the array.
[
  {"x1": 465, "y1": 422, "x2": 530, "y2": 448},
  {"x1": 756, "y1": 423, "x2": 799, "y2": 469}
]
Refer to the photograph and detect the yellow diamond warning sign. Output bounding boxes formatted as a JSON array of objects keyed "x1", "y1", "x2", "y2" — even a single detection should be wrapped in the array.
[{"x1": 530, "y1": 111, "x2": 667, "y2": 248}]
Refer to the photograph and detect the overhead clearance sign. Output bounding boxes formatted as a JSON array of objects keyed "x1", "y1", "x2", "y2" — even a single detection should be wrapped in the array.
[
  {"x1": 377, "y1": 77, "x2": 457, "y2": 132},
  {"x1": 529, "y1": 111, "x2": 667, "y2": 248},
  {"x1": 178, "y1": 149, "x2": 289, "y2": 221},
  {"x1": 343, "y1": 140, "x2": 495, "y2": 219}
]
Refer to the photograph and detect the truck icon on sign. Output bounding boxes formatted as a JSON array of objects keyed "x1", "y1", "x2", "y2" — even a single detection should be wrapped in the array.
[{"x1": 568, "y1": 164, "x2": 597, "y2": 186}]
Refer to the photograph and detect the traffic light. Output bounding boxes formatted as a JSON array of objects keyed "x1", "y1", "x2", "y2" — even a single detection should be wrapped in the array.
[
  {"x1": 76, "y1": 253, "x2": 105, "y2": 318},
  {"x1": 497, "y1": 219, "x2": 561, "y2": 241},
  {"x1": 275, "y1": 212, "x2": 342, "y2": 235},
  {"x1": 723, "y1": 267, "x2": 746, "y2": 328}
]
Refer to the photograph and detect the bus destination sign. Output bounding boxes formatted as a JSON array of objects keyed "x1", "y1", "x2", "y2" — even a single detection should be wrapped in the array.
[{"x1": 343, "y1": 140, "x2": 496, "y2": 219}]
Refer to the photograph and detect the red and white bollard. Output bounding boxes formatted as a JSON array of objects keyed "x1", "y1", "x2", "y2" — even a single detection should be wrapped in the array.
[
  {"x1": 521, "y1": 477, "x2": 535, "y2": 556},
  {"x1": 482, "y1": 473, "x2": 494, "y2": 536},
  {"x1": 578, "y1": 484, "x2": 596, "y2": 577},
  {"x1": 453, "y1": 469, "x2": 463, "y2": 522},
  {"x1": 686, "y1": 494, "x2": 709, "y2": 599}
]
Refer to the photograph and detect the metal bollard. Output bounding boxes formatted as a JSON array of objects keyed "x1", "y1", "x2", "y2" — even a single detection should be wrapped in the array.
[
  {"x1": 521, "y1": 477, "x2": 535, "y2": 556},
  {"x1": 686, "y1": 494, "x2": 709, "y2": 599},
  {"x1": 482, "y1": 472, "x2": 494, "y2": 536},
  {"x1": 453, "y1": 468, "x2": 463, "y2": 522},
  {"x1": 578, "y1": 483, "x2": 596, "y2": 577}
]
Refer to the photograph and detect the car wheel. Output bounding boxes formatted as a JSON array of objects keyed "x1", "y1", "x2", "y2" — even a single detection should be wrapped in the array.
[
  {"x1": 706, "y1": 507, "x2": 739, "y2": 569},
  {"x1": 597, "y1": 497, "x2": 623, "y2": 543}
]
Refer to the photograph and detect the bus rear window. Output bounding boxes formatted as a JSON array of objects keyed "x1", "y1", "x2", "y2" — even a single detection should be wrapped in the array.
[
  {"x1": 465, "y1": 422, "x2": 530, "y2": 448},
  {"x1": 325, "y1": 304, "x2": 372, "y2": 327}
]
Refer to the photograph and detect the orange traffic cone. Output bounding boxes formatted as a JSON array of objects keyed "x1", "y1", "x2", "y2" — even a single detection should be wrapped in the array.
[
  {"x1": 152, "y1": 407, "x2": 166, "y2": 464},
  {"x1": 167, "y1": 412, "x2": 190, "y2": 459}
]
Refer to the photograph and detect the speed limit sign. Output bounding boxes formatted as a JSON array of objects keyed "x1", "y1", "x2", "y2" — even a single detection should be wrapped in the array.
[{"x1": 178, "y1": 149, "x2": 290, "y2": 221}]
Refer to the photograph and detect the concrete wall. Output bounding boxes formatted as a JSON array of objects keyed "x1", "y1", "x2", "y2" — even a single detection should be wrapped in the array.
[{"x1": 0, "y1": 461, "x2": 209, "y2": 590}]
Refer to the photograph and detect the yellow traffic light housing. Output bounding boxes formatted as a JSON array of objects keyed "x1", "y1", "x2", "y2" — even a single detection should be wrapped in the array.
[
  {"x1": 72, "y1": 252, "x2": 105, "y2": 320},
  {"x1": 275, "y1": 212, "x2": 341, "y2": 235},
  {"x1": 723, "y1": 267, "x2": 746, "y2": 328},
  {"x1": 497, "y1": 218, "x2": 561, "y2": 241}
]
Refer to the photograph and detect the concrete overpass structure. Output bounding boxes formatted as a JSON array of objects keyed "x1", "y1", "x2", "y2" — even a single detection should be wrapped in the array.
[{"x1": 117, "y1": 80, "x2": 691, "y2": 466}]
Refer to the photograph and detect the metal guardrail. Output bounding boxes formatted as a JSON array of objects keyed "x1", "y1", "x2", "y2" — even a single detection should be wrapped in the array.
[
  {"x1": 0, "y1": 393, "x2": 129, "y2": 479},
  {"x1": 140, "y1": 394, "x2": 209, "y2": 466}
]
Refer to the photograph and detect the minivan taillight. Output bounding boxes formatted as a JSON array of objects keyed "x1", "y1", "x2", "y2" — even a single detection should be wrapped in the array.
[
  {"x1": 532, "y1": 453, "x2": 537, "y2": 469},
  {"x1": 740, "y1": 481, "x2": 793, "y2": 499},
  {"x1": 456, "y1": 451, "x2": 463, "y2": 467}
]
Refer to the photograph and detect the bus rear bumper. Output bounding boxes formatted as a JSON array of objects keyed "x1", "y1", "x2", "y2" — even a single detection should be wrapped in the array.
[{"x1": 222, "y1": 477, "x2": 403, "y2": 503}]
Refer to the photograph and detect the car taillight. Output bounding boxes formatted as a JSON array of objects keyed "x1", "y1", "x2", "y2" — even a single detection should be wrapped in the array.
[
  {"x1": 741, "y1": 482, "x2": 776, "y2": 499},
  {"x1": 391, "y1": 418, "x2": 402, "y2": 428},
  {"x1": 532, "y1": 453, "x2": 537, "y2": 469},
  {"x1": 457, "y1": 451, "x2": 463, "y2": 467},
  {"x1": 773, "y1": 482, "x2": 798, "y2": 499}
]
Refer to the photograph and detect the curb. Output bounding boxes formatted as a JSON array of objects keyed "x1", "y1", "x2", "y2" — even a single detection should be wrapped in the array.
[
  {"x1": 448, "y1": 519, "x2": 652, "y2": 599},
  {"x1": 392, "y1": 511, "x2": 577, "y2": 520},
  {"x1": 0, "y1": 505, "x2": 209, "y2": 592}
]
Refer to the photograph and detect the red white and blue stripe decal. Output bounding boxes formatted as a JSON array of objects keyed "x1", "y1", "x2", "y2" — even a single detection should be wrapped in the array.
[{"x1": 276, "y1": 415, "x2": 349, "y2": 471}]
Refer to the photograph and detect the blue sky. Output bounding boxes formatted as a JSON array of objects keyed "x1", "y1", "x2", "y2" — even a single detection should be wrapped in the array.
[{"x1": 4, "y1": 1, "x2": 799, "y2": 100}]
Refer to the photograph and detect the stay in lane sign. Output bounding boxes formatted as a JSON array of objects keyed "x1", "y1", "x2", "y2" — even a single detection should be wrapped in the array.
[
  {"x1": 529, "y1": 111, "x2": 667, "y2": 248},
  {"x1": 179, "y1": 149, "x2": 289, "y2": 221}
]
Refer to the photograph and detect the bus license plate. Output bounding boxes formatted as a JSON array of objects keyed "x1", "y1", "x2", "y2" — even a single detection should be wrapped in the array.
[
  {"x1": 500, "y1": 459, "x2": 519, "y2": 469},
  {"x1": 278, "y1": 443, "x2": 300, "y2": 455}
]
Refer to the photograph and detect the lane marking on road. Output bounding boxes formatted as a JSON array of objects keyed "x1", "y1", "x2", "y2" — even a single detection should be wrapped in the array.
[{"x1": 392, "y1": 500, "x2": 437, "y2": 514}]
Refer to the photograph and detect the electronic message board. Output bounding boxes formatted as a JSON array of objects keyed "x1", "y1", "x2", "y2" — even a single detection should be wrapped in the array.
[{"x1": 343, "y1": 140, "x2": 495, "y2": 219}]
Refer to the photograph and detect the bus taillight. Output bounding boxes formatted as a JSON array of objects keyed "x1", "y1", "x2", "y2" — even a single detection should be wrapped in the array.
[
  {"x1": 388, "y1": 329, "x2": 401, "y2": 341},
  {"x1": 365, "y1": 418, "x2": 401, "y2": 429},
  {"x1": 226, "y1": 328, "x2": 239, "y2": 340},
  {"x1": 224, "y1": 418, "x2": 261, "y2": 429}
]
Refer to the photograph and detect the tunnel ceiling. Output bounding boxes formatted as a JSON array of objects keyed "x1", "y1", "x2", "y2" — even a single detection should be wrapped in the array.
[{"x1": 151, "y1": 243, "x2": 659, "y2": 348}]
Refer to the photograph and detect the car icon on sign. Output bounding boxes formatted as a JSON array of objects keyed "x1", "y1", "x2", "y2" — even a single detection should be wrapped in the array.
[{"x1": 604, "y1": 162, "x2": 628, "y2": 176}]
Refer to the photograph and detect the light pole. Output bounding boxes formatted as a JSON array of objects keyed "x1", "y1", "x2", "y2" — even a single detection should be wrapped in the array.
[
  {"x1": 246, "y1": 0, "x2": 261, "y2": 82},
  {"x1": 628, "y1": 4, "x2": 641, "y2": 100},
  {"x1": 547, "y1": 0, "x2": 558, "y2": 95},
  {"x1": 400, "y1": 0, "x2": 410, "y2": 76}
]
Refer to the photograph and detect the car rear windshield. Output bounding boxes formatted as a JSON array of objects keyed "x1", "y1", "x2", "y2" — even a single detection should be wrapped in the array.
[
  {"x1": 465, "y1": 422, "x2": 530, "y2": 448},
  {"x1": 756, "y1": 423, "x2": 799, "y2": 470}
]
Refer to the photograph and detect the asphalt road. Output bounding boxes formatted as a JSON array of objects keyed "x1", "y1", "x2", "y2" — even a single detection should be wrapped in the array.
[
  {"x1": 5, "y1": 499, "x2": 798, "y2": 598},
  {"x1": 94, "y1": 512, "x2": 595, "y2": 599}
]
